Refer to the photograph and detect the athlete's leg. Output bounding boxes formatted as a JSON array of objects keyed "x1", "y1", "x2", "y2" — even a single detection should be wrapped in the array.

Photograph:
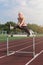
[
  {"x1": 14, "y1": 25, "x2": 30, "y2": 35},
  {"x1": 14, "y1": 25, "x2": 22, "y2": 29},
  {"x1": 21, "y1": 26, "x2": 30, "y2": 35}
]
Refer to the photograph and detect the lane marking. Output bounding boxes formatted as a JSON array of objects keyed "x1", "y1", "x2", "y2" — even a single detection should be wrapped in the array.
[
  {"x1": 14, "y1": 40, "x2": 43, "y2": 52},
  {"x1": 0, "y1": 55, "x2": 6, "y2": 59},
  {"x1": 0, "y1": 38, "x2": 42, "y2": 51},
  {"x1": 0, "y1": 41, "x2": 32, "y2": 51},
  {"x1": 16, "y1": 45, "x2": 32, "y2": 52},
  {"x1": 25, "y1": 50, "x2": 43, "y2": 65},
  {"x1": 0, "y1": 39, "x2": 43, "y2": 51}
]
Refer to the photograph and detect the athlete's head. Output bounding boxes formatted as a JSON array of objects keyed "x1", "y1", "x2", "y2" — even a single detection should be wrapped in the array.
[{"x1": 18, "y1": 12, "x2": 24, "y2": 18}]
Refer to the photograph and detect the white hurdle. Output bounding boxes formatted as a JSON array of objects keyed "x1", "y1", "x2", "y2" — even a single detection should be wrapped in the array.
[
  {"x1": 33, "y1": 35, "x2": 35, "y2": 57},
  {"x1": 6, "y1": 35, "x2": 36, "y2": 57},
  {"x1": 7, "y1": 38, "x2": 9, "y2": 56}
]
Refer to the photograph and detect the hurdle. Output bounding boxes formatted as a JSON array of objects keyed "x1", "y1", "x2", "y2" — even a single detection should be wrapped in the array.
[{"x1": 6, "y1": 35, "x2": 36, "y2": 57}]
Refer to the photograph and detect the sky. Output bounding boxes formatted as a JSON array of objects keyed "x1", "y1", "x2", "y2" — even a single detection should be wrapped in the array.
[{"x1": 0, "y1": 0, "x2": 43, "y2": 26}]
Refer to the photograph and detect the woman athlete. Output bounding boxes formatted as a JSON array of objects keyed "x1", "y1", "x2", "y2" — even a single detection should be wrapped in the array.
[{"x1": 10, "y1": 12, "x2": 30, "y2": 36}]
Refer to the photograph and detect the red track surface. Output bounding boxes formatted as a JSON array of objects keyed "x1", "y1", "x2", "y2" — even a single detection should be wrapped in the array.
[{"x1": 0, "y1": 37, "x2": 43, "y2": 65}]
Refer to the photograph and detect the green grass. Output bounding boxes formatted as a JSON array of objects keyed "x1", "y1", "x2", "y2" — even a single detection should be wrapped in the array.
[
  {"x1": 0, "y1": 34, "x2": 27, "y2": 42},
  {"x1": 0, "y1": 34, "x2": 43, "y2": 43},
  {"x1": 8, "y1": 36, "x2": 27, "y2": 41}
]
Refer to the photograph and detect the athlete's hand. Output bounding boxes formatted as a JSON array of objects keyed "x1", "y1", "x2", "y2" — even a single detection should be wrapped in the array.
[
  {"x1": 10, "y1": 25, "x2": 14, "y2": 29},
  {"x1": 19, "y1": 25, "x2": 21, "y2": 27}
]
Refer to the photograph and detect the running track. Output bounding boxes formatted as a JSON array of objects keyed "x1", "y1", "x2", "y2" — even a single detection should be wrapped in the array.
[{"x1": 0, "y1": 37, "x2": 43, "y2": 65}]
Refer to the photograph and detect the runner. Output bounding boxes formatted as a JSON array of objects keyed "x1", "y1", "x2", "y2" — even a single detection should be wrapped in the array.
[{"x1": 10, "y1": 12, "x2": 30, "y2": 36}]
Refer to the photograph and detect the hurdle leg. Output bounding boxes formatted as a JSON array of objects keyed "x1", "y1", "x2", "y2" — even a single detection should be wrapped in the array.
[
  {"x1": 7, "y1": 38, "x2": 9, "y2": 56},
  {"x1": 33, "y1": 36, "x2": 35, "y2": 57}
]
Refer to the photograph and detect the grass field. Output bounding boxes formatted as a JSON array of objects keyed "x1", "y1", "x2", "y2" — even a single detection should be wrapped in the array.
[
  {"x1": 0, "y1": 34, "x2": 27, "y2": 42},
  {"x1": 0, "y1": 34, "x2": 43, "y2": 42}
]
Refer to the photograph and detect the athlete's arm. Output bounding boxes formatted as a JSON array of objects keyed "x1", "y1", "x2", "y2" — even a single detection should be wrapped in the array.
[{"x1": 19, "y1": 19, "x2": 24, "y2": 27}]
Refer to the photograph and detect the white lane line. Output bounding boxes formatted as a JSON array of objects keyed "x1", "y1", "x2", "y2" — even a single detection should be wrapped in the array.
[
  {"x1": 0, "y1": 41, "x2": 32, "y2": 51},
  {"x1": 0, "y1": 38, "x2": 42, "y2": 51},
  {"x1": 15, "y1": 40, "x2": 43, "y2": 52},
  {"x1": 25, "y1": 50, "x2": 43, "y2": 65},
  {"x1": 16, "y1": 45, "x2": 32, "y2": 52},
  {"x1": 0, "y1": 55, "x2": 6, "y2": 59},
  {"x1": 0, "y1": 39, "x2": 42, "y2": 51}
]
